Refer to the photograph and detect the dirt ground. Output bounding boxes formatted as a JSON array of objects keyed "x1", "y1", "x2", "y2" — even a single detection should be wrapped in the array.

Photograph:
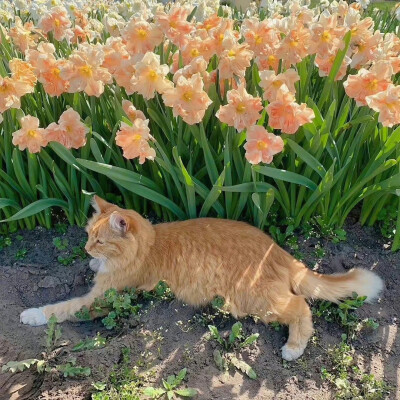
[{"x1": 0, "y1": 221, "x2": 399, "y2": 400}]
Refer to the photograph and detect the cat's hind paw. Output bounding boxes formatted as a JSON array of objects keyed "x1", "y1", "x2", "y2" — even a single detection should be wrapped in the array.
[
  {"x1": 20, "y1": 308, "x2": 47, "y2": 326},
  {"x1": 281, "y1": 344, "x2": 305, "y2": 361}
]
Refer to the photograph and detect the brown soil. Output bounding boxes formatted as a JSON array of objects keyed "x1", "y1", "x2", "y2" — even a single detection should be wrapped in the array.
[{"x1": 0, "y1": 223, "x2": 399, "y2": 400}]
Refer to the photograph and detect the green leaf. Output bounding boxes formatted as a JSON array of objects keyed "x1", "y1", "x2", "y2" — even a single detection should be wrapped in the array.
[
  {"x1": 229, "y1": 322, "x2": 242, "y2": 344},
  {"x1": 0, "y1": 199, "x2": 68, "y2": 222},
  {"x1": 195, "y1": 124, "x2": 219, "y2": 184},
  {"x1": 230, "y1": 356, "x2": 257, "y2": 380},
  {"x1": 213, "y1": 349, "x2": 225, "y2": 370},
  {"x1": 77, "y1": 159, "x2": 186, "y2": 219},
  {"x1": 286, "y1": 138, "x2": 326, "y2": 178},
  {"x1": 2, "y1": 359, "x2": 39, "y2": 373},
  {"x1": 208, "y1": 325, "x2": 224, "y2": 346},
  {"x1": 143, "y1": 387, "x2": 165, "y2": 398},
  {"x1": 76, "y1": 158, "x2": 159, "y2": 192},
  {"x1": 253, "y1": 165, "x2": 317, "y2": 191},
  {"x1": 175, "y1": 368, "x2": 187, "y2": 386},
  {"x1": 0, "y1": 198, "x2": 20, "y2": 210},
  {"x1": 241, "y1": 333, "x2": 259, "y2": 348},
  {"x1": 175, "y1": 388, "x2": 198, "y2": 397},
  {"x1": 199, "y1": 168, "x2": 226, "y2": 217},
  {"x1": 317, "y1": 30, "x2": 352, "y2": 109}
]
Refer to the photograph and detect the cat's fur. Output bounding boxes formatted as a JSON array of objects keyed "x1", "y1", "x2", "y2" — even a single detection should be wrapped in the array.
[{"x1": 20, "y1": 196, "x2": 384, "y2": 360}]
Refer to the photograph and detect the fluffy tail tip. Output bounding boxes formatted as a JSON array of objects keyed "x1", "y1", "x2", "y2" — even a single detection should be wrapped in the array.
[{"x1": 354, "y1": 269, "x2": 384, "y2": 303}]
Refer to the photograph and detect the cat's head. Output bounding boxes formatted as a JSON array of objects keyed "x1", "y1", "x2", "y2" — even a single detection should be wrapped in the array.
[{"x1": 85, "y1": 195, "x2": 155, "y2": 263}]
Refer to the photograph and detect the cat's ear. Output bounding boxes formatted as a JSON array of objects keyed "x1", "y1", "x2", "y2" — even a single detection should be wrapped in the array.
[
  {"x1": 109, "y1": 212, "x2": 129, "y2": 235},
  {"x1": 92, "y1": 195, "x2": 113, "y2": 214}
]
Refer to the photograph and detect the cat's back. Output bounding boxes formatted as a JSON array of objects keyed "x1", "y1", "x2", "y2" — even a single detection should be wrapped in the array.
[{"x1": 154, "y1": 218, "x2": 272, "y2": 248}]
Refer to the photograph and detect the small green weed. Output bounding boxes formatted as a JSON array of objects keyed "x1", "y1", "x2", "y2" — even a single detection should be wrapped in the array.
[
  {"x1": 313, "y1": 293, "x2": 377, "y2": 339},
  {"x1": 72, "y1": 333, "x2": 106, "y2": 352},
  {"x1": 2, "y1": 316, "x2": 90, "y2": 378},
  {"x1": 192, "y1": 296, "x2": 230, "y2": 327},
  {"x1": 143, "y1": 281, "x2": 174, "y2": 302},
  {"x1": 58, "y1": 357, "x2": 91, "y2": 378},
  {"x1": 58, "y1": 255, "x2": 75, "y2": 266},
  {"x1": 91, "y1": 348, "x2": 144, "y2": 400},
  {"x1": 302, "y1": 218, "x2": 347, "y2": 244},
  {"x1": 56, "y1": 239, "x2": 87, "y2": 266},
  {"x1": 269, "y1": 321, "x2": 282, "y2": 331},
  {"x1": 55, "y1": 223, "x2": 68, "y2": 234},
  {"x1": 0, "y1": 236, "x2": 12, "y2": 250},
  {"x1": 53, "y1": 237, "x2": 69, "y2": 250},
  {"x1": 209, "y1": 322, "x2": 259, "y2": 380},
  {"x1": 269, "y1": 224, "x2": 295, "y2": 246},
  {"x1": 76, "y1": 288, "x2": 142, "y2": 330},
  {"x1": 321, "y1": 335, "x2": 391, "y2": 399},
  {"x1": 377, "y1": 204, "x2": 397, "y2": 240},
  {"x1": 143, "y1": 368, "x2": 197, "y2": 399},
  {"x1": 15, "y1": 248, "x2": 27, "y2": 260}
]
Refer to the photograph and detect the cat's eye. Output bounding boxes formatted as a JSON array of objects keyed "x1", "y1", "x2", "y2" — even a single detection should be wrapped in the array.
[{"x1": 96, "y1": 239, "x2": 104, "y2": 244}]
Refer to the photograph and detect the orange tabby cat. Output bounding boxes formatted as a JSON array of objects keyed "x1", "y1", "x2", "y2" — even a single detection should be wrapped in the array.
[{"x1": 20, "y1": 196, "x2": 383, "y2": 360}]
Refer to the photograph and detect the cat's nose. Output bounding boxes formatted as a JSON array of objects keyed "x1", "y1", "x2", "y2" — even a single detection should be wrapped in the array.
[{"x1": 84, "y1": 243, "x2": 91, "y2": 253}]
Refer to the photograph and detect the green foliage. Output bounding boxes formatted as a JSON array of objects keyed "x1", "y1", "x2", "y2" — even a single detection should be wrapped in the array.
[
  {"x1": 2, "y1": 358, "x2": 43, "y2": 374},
  {"x1": 55, "y1": 223, "x2": 68, "y2": 234},
  {"x1": 321, "y1": 335, "x2": 391, "y2": 399},
  {"x1": 45, "y1": 314, "x2": 62, "y2": 352},
  {"x1": 143, "y1": 368, "x2": 198, "y2": 399},
  {"x1": 142, "y1": 281, "x2": 174, "y2": 302},
  {"x1": 0, "y1": 6, "x2": 399, "y2": 251},
  {"x1": 0, "y1": 236, "x2": 12, "y2": 250},
  {"x1": 75, "y1": 288, "x2": 142, "y2": 329},
  {"x1": 313, "y1": 294, "x2": 379, "y2": 339},
  {"x1": 91, "y1": 348, "x2": 144, "y2": 400},
  {"x1": 53, "y1": 237, "x2": 69, "y2": 250},
  {"x1": 72, "y1": 333, "x2": 107, "y2": 352},
  {"x1": 1, "y1": 315, "x2": 91, "y2": 379},
  {"x1": 208, "y1": 322, "x2": 258, "y2": 379},
  {"x1": 15, "y1": 248, "x2": 27, "y2": 260},
  {"x1": 56, "y1": 239, "x2": 87, "y2": 265},
  {"x1": 57, "y1": 357, "x2": 91, "y2": 378},
  {"x1": 377, "y1": 203, "x2": 398, "y2": 240}
]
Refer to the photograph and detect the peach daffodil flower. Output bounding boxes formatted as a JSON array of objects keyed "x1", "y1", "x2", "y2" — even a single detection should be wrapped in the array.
[
  {"x1": 12, "y1": 116, "x2": 48, "y2": 153},
  {"x1": 122, "y1": 18, "x2": 163, "y2": 56},
  {"x1": 266, "y1": 85, "x2": 315, "y2": 134},
  {"x1": 216, "y1": 84, "x2": 263, "y2": 132},
  {"x1": 366, "y1": 84, "x2": 400, "y2": 128},
  {"x1": 344, "y1": 61, "x2": 393, "y2": 106},
  {"x1": 116, "y1": 119, "x2": 156, "y2": 164},
  {"x1": 61, "y1": 43, "x2": 112, "y2": 97},
  {"x1": 156, "y1": 6, "x2": 194, "y2": 48},
  {"x1": 122, "y1": 100, "x2": 146, "y2": 122},
  {"x1": 259, "y1": 69, "x2": 300, "y2": 102},
  {"x1": 46, "y1": 108, "x2": 88, "y2": 149},
  {"x1": 130, "y1": 52, "x2": 172, "y2": 99},
  {"x1": 39, "y1": 6, "x2": 73, "y2": 42},
  {"x1": 163, "y1": 73, "x2": 212, "y2": 125},
  {"x1": 244, "y1": 125, "x2": 284, "y2": 165}
]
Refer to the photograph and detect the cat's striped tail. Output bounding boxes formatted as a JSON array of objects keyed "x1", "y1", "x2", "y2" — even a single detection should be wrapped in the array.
[{"x1": 291, "y1": 265, "x2": 384, "y2": 303}]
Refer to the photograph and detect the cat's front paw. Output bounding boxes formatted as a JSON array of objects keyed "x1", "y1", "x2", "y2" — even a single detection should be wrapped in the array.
[
  {"x1": 281, "y1": 344, "x2": 304, "y2": 361},
  {"x1": 20, "y1": 308, "x2": 47, "y2": 326}
]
